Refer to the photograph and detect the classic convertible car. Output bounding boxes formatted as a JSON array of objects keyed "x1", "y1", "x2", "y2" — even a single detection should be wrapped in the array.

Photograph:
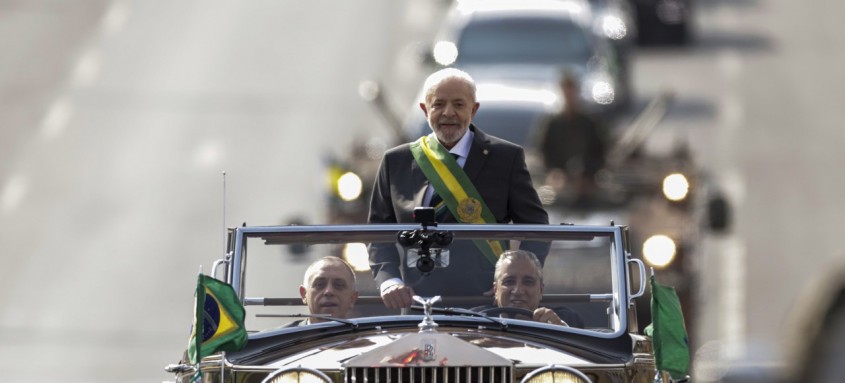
[{"x1": 166, "y1": 221, "x2": 680, "y2": 382}]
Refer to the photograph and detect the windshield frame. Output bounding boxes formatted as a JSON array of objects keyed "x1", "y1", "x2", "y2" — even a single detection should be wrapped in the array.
[{"x1": 226, "y1": 223, "x2": 632, "y2": 339}]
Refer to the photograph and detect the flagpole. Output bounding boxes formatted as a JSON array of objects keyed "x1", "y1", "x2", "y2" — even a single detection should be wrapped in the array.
[
  {"x1": 222, "y1": 171, "x2": 227, "y2": 259},
  {"x1": 192, "y1": 267, "x2": 203, "y2": 382}
]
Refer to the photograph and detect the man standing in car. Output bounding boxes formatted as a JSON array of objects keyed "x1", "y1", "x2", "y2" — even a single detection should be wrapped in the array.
[{"x1": 368, "y1": 68, "x2": 549, "y2": 309}]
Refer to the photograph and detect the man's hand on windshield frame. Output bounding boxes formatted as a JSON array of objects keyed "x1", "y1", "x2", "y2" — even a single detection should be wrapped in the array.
[{"x1": 381, "y1": 284, "x2": 415, "y2": 309}]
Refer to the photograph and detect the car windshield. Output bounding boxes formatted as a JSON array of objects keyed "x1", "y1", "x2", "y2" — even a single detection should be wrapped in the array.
[
  {"x1": 233, "y1": 224, "x2": 631, "y2": 337},
  {"x1": 456, "y1": 17, "x2": 593, "y2": 65}
]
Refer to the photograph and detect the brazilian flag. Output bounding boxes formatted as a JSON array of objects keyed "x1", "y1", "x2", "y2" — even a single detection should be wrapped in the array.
[
  {"x1": 644, "y1": 275, "x2": 690, "y2": 380},
  {"x1": 188, "y1": 274, "x2": 248, "y2": 364}
]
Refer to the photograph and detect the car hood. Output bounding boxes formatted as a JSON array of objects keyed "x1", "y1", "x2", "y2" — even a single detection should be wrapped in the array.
[
  {"x1": 263, "y1": 331, "x2": 595, "y2": 370},
  {"x1": 235, "y1": 316, "x2": 636, "y2": 369}
]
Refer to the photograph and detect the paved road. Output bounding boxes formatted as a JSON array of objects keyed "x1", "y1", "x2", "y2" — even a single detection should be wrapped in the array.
[
  {"x1": 1, "y1": 0, "x2": 843, "y2": 382},
  {"x1": 633, "y1": 0, "x2": 845, "y2": 379},
  {"x1": 0, "y1": 1, "x2": 443, "y2": 381}
]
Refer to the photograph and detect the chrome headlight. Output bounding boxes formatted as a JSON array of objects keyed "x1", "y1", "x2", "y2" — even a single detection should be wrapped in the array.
[
  {"x1": 662, "y1": 173, "x2": 690, "y2": 201},
  {"x1": 261, "y1": 367, "x2": 331, "y2": 383},
  {"x1": 521, "y1": 365, "x2": 592, "y2": 383},
  {"x1": 643, "y1": 234, "x2": 677, "y2": 268}
]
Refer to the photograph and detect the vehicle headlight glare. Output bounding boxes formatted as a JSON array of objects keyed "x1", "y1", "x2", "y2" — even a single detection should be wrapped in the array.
[
  {"x1": 521, "y1": 365, "x2": 591, "y2": 383},
  {"x1": 261, "y1": 367, "x2": 331, "y2": 383},
  {"x1": 591, "y1": 81, "x2": 615, "y2": 105},
  {"x1": 663, "y1": 173, "x2": 689, "y2": 201},
  {"x1": 601, "y1": 15, "x2": 627, "y2": 40},
  {"x1": 643, "y1": 235, "x2": 677, "y2": 268},
  {"x1": 433, "y1": 41, "x2": 458, "y2": 66},
  {"x1": 343, "y1": 242, "x2": 371, "y2": 271},
  {"x1": 337, "y1": 172, "x2": 363, "y2": 201}
]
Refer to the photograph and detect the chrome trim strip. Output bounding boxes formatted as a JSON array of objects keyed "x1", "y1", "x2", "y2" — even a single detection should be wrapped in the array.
[{"x1": 232, "y1": 224, "x2": 630, "y2": 337}]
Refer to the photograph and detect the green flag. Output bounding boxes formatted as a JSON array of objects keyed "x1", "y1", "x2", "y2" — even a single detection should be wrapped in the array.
[
  {"x1": 188, "y1": 274, "x2": 248, "y2": 364},
  {"x1": 644, "y1": 275, "x2": 690, "y2": 380}
]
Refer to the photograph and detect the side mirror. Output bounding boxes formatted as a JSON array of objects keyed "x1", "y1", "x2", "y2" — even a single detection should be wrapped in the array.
[{"x1": 705, "y1": 193, "x2": 731, "y2": 233}]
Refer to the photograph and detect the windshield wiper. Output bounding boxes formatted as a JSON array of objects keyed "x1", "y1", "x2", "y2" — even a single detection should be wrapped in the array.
[
  {"x1": 256, "y1": 313, "x2": 359, "y2": 329},
  {"x1": 410, "y1": 305, "x2": 508, "y2": 329}
]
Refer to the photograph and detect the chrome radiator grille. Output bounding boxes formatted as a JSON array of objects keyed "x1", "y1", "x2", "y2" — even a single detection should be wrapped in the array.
[{"x1": 345, "y1": 366, "x2": 512, "y2": 383}]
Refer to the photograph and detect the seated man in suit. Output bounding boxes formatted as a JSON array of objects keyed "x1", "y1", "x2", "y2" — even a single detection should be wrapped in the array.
[
  {"x1": 293, "y1": 256, "x2": 359, "y2": 326},
  {"x1": 489, "y1": 250, "x2": 583, "y2": 327}
]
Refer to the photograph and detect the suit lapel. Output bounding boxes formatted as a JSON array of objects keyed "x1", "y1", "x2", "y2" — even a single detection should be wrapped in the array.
[
  {"x1": 463, "y1": 124, "x2": 489, "y2": 182},
  {"x1": 410, "y1": 156, "x2": 429, "y2": 207}
]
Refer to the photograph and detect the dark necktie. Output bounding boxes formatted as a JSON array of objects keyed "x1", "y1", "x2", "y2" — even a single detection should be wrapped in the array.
[{"x1": 428, "y1": 153, "x2": 460, "y2": 221}]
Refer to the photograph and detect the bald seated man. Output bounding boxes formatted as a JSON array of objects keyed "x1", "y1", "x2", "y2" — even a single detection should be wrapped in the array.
[{"x1": 296, "y1": 256, "x2": 359, "y2": 325}]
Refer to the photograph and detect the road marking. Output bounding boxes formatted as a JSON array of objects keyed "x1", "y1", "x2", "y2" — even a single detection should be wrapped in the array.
[
  {"x1": 100, "y1": 0, "x2": 130, "y2": 37},
  {"x1": 0, "y1": 174, "x2": 27, "y2": 213},
  {"x1": 721, "y1": 237, "x2": 746, "y2": 359},
  {"x1": 40, "y1": 97, "x2": 74, "y2": 140},
  {"x1": 71, "y1": 49, "x2": 101, "y2": 88},
  {"x1": 717, "y1": 51, "x2": 744, "y2": 134}
]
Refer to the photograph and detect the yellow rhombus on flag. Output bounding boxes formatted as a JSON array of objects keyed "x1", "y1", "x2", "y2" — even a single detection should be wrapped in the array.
[{"x1": 188, "y1": 274, "x2": 248, "y2": 364}]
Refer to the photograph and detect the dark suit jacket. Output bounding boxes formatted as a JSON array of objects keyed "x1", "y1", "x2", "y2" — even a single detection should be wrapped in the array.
[{"x1": 368, "y1": 125, "x2": 549, "y2": 297}]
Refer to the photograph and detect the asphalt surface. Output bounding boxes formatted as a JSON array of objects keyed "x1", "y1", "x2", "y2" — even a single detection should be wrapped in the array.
[
  {"x1": 1, "y1": 0, "x2": 843, "y2": 382},
  {"x1": 0, "y1": 1, "x2": 441, "y2": 381}
]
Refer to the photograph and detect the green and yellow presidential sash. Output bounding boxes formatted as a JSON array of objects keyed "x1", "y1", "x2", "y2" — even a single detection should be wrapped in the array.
[{"x1": 410, "y1": 134, "x2": 506, "y2": 265}]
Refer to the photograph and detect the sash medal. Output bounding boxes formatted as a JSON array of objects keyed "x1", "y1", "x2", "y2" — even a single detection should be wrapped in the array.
[{"x1": 410, "y1": 134, "x2": 505, "y2": 265}]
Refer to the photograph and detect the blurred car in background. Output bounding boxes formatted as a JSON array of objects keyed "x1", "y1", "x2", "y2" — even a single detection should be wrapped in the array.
[
  {"x1": 325, "y1": 79, "x2": 731, "y2": 335},
  {"x1": 628, "y1": 0, "x2": 693, "y2": 45},
  {"x1": 420, "y1": 0, "x2": 633, "y2": 117}
]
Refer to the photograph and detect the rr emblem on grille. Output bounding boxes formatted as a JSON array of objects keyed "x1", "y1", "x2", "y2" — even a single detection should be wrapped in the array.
[{"x1": 422, "y1": 341, "x2": 436, "y2": 362}]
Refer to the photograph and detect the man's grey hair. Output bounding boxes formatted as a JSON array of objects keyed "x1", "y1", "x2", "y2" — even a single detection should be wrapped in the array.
[
  {"x1": 420, "y1": 68, "x2": 477, "y2": 104},
  {"x1": 302, "y1": 256, "x2": 357, "y2": 287},
  {"x1": 494, "y1": 250, "x2": 543, "y2": 282}
]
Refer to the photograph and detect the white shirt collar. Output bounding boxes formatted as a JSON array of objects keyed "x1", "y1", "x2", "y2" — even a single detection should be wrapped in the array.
[
  {"x1": 431, "y1": 127, "x2": 473, "y2": 160},
  {"x1": 423, "y1": 127, "x2": 473, "y2": 205}
]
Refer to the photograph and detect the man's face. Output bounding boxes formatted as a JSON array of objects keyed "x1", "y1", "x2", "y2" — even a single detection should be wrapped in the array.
[
  {"x1": 419, "y1": 78, "x2": 479, "y2": 148},
  {"x1": 299, "y1": 262, "x2": 358, "y2": 321},
  {"x1": 494, "y1": 258, "x2": 543, "y2": 311}
]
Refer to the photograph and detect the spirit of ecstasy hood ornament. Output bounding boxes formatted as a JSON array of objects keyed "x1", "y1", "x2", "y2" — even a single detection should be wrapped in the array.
[{"x1": 413, "y1": 295, "x2": 441, "y2": 333}]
